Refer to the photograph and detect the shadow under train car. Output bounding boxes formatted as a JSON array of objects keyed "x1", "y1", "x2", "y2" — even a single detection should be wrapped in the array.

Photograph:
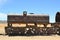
[
  {"x1": 5, "y1": 27, "x2": 38, "y2": 36},
  {"x1": 5, "y1": 26, "x2": 60, "y2": 36}
]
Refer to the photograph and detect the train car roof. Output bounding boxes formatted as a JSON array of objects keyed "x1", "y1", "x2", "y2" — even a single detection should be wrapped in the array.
[{"x1": 7, "y1": 14, "x2": 49, "y2": 16}]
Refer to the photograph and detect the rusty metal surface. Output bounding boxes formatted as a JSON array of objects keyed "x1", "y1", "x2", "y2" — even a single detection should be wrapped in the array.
[{"x1": 8, "y1": 15, "x2": 49, "y2": 23}]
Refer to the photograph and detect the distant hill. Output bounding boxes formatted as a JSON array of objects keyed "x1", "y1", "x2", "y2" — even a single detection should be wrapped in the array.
[{"x1": 0, "y1": 20, "x2": 7, "y2": 23}]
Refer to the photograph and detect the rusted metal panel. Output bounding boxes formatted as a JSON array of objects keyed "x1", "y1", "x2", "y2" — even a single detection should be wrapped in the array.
[
  {"x1": 8, "y1": 15, "x2": 49, "y2": 23},
  {"x1": 56, "y1": 12, "x2": 60, "y2": 22}
]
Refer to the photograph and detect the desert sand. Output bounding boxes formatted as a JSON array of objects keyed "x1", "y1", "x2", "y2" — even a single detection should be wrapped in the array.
[
  {"x1": 0, "y1": 23, "x2": 7, "y2": 34},
  {"x1": 0, "y1": 23, "x2": 60, "y2": 40},
  {"x1": 0, "y1": 35, "x2": 60, "y2": 40}
]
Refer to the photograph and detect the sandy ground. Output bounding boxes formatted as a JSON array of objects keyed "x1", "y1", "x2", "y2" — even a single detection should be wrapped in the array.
[
  {"x1": 0, "y1": 35, "x2": 60, "y2": 40},
  {"x1": 0, "y1": 23, "x2": 7, "y2": 34},
  {"x1": 0, "y1": 23, "x2": 60, "y2": 40}
]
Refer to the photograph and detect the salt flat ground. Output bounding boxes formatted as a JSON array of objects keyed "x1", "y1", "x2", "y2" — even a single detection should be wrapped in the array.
[{"x1": 0, "y1": 23, "x2": 60, "y2": 40}]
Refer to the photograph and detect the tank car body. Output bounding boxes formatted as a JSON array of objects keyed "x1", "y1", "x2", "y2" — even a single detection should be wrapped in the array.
[{"x1": 5, "y1": 11, "x2": 60, "y2": 36}]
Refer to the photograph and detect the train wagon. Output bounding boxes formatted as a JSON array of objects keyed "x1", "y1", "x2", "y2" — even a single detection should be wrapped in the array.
[{"x1": 5, "y1": 11, "x2": 60, "y2": 36}]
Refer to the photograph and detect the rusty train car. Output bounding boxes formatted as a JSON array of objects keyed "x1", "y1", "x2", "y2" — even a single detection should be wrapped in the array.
[{"x1": 5, "y1": 11, "x2": 60, "y2": 36}]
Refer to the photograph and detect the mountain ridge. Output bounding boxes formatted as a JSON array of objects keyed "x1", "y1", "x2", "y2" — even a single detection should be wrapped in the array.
[{"x1": 0, "y1": 20, "x2": 7, "y2": 23}]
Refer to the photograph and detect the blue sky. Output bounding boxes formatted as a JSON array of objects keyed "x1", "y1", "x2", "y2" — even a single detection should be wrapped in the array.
[{"x1": 0, "y1": 0, "x2": 60, "y2": 23}]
